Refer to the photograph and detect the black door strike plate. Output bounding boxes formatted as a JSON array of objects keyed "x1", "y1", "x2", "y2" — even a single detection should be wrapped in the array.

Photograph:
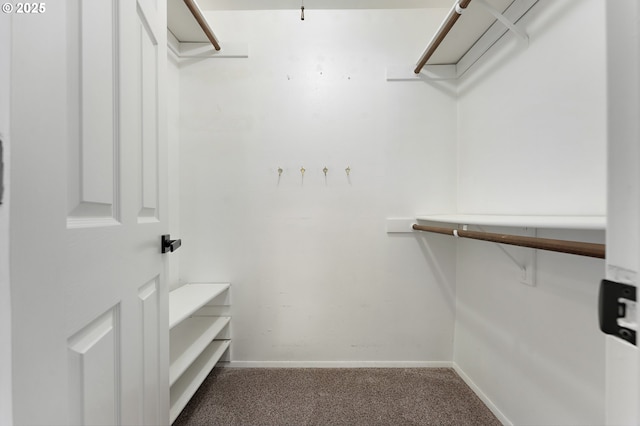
[{"x1": 599, "y1": 279, "x2": 637, "y2": 345}]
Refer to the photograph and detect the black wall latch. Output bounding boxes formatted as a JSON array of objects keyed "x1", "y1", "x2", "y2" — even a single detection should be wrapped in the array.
[
  {"x1": 161, "y1": 234, "x2": 182, "y2": 254},
  {"x1": 599, "y1": 279, "x2": 637, "y2": 345}
]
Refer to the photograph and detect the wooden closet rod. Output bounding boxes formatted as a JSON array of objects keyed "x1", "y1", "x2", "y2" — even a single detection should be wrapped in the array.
[
  {"x1": 183, "y1": 0, "x2": 221, "y2": 51},
  {"x1": 412, "y1": 224, "x2": 606, "y2": 259},
  {"x1": 414, "y1": 0, "x2": 473, "y2": 74}
]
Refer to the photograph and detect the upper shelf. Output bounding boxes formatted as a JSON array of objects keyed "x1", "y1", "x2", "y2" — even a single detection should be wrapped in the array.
[
  {"x1": 416, "y1": 214, "x2": 606, "y2": 230},
  {"x1": 169, "y1": 283, "x2": 230, "y2": 329},
  {"x1": 406, "y1": 0, "x2": 539, "y2": 79},
  {"x1": 430, "y1": 0, "x2": 520, "y2": 64},
  {"x1": 167, "y1": 0, "x2": 250, "y2": 58},
  {"x1": 168, "y1": 0, "x2": 209, "y2": 43}
]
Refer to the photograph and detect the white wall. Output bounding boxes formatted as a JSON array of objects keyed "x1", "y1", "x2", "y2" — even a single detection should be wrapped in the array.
[
  {"x1": 457, "y1": 1, "x2": 606, "y2": 216},
  {"x1": 178, "y1": 8, "x2": 459, "y2": 364},
  {"x1": 454, "y1": 1, "x2": 606, "y2": 424},
  {"x1": 0, "y1": 10, "x2": 12, "y2": 426}
]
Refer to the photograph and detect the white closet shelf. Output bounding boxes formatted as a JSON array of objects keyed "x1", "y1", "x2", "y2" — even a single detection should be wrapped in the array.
[
  {"x1": 168, "y1": 0, "x2": 210, "y2": 44},
  {"x1": 170, "y1": 316, "x2": 231, "y2": 386},
  {"x1": 169, "y1": 283, "x2": 230, "y2": 329},
  {"x1": 169, "y1": 283, "x2": 231, "y2": 423},
  {"x1": 416, "y1": 214, "x2": 606, "y2": 230},
  {"x1": 169, "y1": 339, "x2": 231, "y2": 424}
]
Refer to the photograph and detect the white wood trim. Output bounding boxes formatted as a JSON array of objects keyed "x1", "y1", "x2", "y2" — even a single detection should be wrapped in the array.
[
  {"x1": 166, "y1": 38, "x2": 249, "y2": 59},
  {"x1": 178, "y1": 41, "x2": 248, "y2": 58},
  {"x1": 386, "y1": 217, "x2": 416, "y2": 233},
  {"x1": 66, "y1": 216, "x2": 120, "y2": 229},
  {"x1": 386, "y1": 64, "x2": 456, "y2": 81},
  {"x1": 416, "y1": 214, "x2": 606, "y2": 230},
  {"x1": 453, "y1": 363, "x2": 512, "y2": 426},
  {"x1": 221, "y1": 361, "x2": 453, "y2": 368},
  {"x1": 167, "y1": 30, "x2": 181, "y2": 58}
]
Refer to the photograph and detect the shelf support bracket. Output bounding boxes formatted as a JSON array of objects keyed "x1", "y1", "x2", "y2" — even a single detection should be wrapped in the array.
[
  {"x1": 475, "y1": 225, "x2": 537, "y2": 286},
  {"x1": 475, "y1": 0, "x2": 529, "y2": 43}
]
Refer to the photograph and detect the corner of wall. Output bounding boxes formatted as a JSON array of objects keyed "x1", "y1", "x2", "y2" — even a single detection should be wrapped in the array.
[
  {"x1": 453, "y1": 362, "x2": 512, "y2": 426},
  {"x1": 451, "y1": 1, "x2": 607, "y2": 424}
]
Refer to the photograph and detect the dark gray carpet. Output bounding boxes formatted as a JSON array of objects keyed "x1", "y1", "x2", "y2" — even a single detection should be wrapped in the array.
[{"x1": 173, "y1": 368, "x2": 502, "y2": 426}]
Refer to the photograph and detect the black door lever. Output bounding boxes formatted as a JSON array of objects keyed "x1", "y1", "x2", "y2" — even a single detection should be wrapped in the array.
[{"x1": 161, "y1": 234, "x2": 182, "y2": 253}]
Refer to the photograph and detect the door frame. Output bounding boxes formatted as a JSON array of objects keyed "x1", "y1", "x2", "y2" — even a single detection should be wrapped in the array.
[
  {"x1": 0, "y1": 10, "x2": 12, "y2": 426},
  {"x1": 605, "y1": 1, "x2": 640, "y2": 424}
]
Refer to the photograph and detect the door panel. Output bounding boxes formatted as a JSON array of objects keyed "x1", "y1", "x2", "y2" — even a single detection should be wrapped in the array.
[
  {"x1": 139, "y1": 277, "x2": 161, "y2": 425},
  {"x1": 68, "y1": 307, "x2": 121, "y2": 426},
  {"x1": 67, "y1": 0, "x2": 119, "y2": 225},
  {"x1": 139, "y1": 5, "x2": 160, "y2": 222},
  {"x1": 10, "y1": 1, "x2": 169, "y2": 424}
]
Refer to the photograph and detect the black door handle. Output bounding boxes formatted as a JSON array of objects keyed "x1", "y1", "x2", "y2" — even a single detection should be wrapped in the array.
[{"x1": 161, "y1": 234, "x2": 182, "y2": 253}]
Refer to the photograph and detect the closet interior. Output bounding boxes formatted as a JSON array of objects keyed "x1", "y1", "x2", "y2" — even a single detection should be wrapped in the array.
[{"x1": 166, "y1": 0, "x2": 613, "y2": 424}]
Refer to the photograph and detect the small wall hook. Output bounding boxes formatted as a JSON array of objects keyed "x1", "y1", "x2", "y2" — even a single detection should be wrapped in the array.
[
  {"x1": 323, "y1": 167, "x2": 328, "y2": 176},
  {"x1": 277, "y1": 167, "x2": 283, "y2": 176},
  {"x1": 300, "y1": 166, "x2": 306, "y2": 175},
  {"x1": 345, "y1": 166, "x2": 351, "y2": 176}
]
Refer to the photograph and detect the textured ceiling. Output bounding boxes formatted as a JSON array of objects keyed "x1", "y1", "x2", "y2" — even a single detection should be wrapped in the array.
[
  {"x1": 169, "y1": 0, "x2": 453, "y2": 43},
  {"x1": 196, "y1": 0, "x2": 453, "y2": 10}
]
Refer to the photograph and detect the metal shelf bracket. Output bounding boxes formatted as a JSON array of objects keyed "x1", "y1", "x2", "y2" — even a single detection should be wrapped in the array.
[{"x1": 476, "y1": 0, "x2": 529, "y2": 43}]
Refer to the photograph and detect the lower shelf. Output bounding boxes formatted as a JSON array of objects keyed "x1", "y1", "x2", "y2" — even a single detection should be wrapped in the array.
[
  {"x1": 169, "y1": 339, "x2": 231, "y2": 424},
  {"x1": 170, "y1": 316, "x2": 231, "y2": 386}
]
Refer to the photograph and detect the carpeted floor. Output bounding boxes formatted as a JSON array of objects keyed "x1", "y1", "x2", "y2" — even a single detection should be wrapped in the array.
[{"x1": 173, "y1": 368, "x2": 502, "y2": 425}]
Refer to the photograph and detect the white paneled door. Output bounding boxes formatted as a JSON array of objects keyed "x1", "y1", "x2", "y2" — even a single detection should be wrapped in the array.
[
  {"x1": 10, "y1": 1, "x2": 169, "y2": 425},
  {"x1": 605, "y1": 1, "x2": 640, "y2": 424}
]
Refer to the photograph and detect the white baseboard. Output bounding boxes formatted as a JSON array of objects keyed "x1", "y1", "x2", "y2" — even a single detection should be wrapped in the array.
[
  {"x1": 220, "y1": 360, "x2": 453, "y2": 368},
  {"x1": 453, "y1": 363, "x2": 512, "y2": 426}
]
